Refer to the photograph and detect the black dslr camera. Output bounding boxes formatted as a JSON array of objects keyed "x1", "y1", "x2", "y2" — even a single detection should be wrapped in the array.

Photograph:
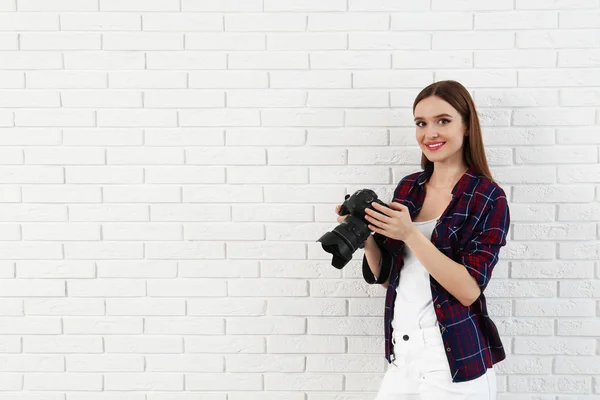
[{"x1": 317, "y1": 189, "x2": 391, "y2": 269}]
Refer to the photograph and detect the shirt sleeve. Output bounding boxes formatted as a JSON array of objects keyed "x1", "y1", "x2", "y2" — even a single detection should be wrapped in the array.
[
  {"x1": 458, "y1": 189, "x2": 510, "y2": 292},
  {"x1": 362, "y1": 232, "x2": 408, "y2": 284},
  {"x1": 361, "y1": 177, "x2": 409, "y2": 284},
  {"x1": 362, "y1": 232, "x2": 395, "y2": 284}
]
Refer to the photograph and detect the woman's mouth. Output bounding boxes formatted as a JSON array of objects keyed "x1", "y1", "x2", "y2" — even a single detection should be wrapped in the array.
[{"x1": 425, "y1": 142, "x2": 445, "y2": 151}]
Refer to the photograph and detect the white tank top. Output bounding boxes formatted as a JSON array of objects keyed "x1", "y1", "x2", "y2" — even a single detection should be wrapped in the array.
[{"x1": 391, "y1": 215, "x2": 441, "y2": 333}]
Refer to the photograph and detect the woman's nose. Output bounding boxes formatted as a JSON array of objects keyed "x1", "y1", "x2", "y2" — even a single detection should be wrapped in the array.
[{"x1": 426, "y1": 125, "x2": 439, "y2": 138}]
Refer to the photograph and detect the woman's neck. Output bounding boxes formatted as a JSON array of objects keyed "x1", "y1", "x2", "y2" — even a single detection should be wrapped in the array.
[{"x1": 428, "y1": 164, "x2": 468, "y2": 190}]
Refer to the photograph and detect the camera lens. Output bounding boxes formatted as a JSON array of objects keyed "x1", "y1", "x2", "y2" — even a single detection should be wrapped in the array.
[{"x1": 317, "y1": 216, "x2": 371, "y2": 269}]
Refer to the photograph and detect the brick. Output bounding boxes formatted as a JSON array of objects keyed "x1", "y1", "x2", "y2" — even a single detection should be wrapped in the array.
[
  {"x1": 313, "y1": 166, "x2": 390, "y2": 184},
  {"x1": 265, "y1": 373, "x2": 343, "y2": 391},
  {"x1": 267, "y1": 298, "x2": 345, "y2": 316},
  {"x1": 227, "y1": 317, "x2": 306, "y2": 334},
  {"x1": 560, "y1": 242, "x2": 600, "y2": 260},
  {"x1": 514, "y1": 223, "x2": 596, "y2": 240},
  {"x1": 185, "y1": 373, "x2": 262, "y2": 391},
  {"x1": 520, "y1": 69, "x2": 600, "y2": 87},
  {"x1": 512, "y1": 261, "x2": 595, "y2": 279},
  {"x1": 21, "y1": 33, "x2": 100, "y2": 50},
  {"x1": 25, "y1": 299, "x2": 103, "y2": 316},
  {"x1": 394, "y1": 51, "x2": 472, "y2": 69},
  {"x1": 0, "y1": 354, "x2": 63, "y2": 371},
  {"x1": 0, "y1": 52, "x2": 61, "y2": 69},
  {"x1": 146, "y1": 355, "x2": 224, "y2": 372},
  {"x1": 558, "y1": 49, "x2": 600, "y2": 67},
  {"x1": 433, "y1": 32, "x2": 514, "y2": 49},
  {"x1": 228, "y1": 90, "x2": 306, "y2": 107},
  {"x1": 350, "y1": 33, "x2": 430, "y2": 50},
  {"x1": 514, "y1": 185, "x2": 595, "y2": 203},
  {"x1": 350, "y1": 0, "x2": 428, "y2": 11},
  {"x1": 228, "y1": 279, "x2": 308, "y2": 297},
  {"x1": 144, "y1": 14, "x2": 222, "y2": 31},
  {"x1": 179, "y1": 109, "x2": 261, "y2": 126},
  {"x1": 558, "y1": 165, "x2": 600, "y2": 183},
  {"x1": 311, "y1": 52, "x2": 390, "y2": 69},
  {"x1": 186, "y1": 33, "x2": 264, "y2": 50},
  {"x1": 182, "y1": 0, "x2": 262, "y2": 11},
  {"x1": 187, "y1": 299, "x2": 265, "y2": 316},
  {"x1": 514, "y1": 337, "x2": 596, "y2": 355},
  {"x1": 307, "y1": 355, "x2": 384, "y2": 372},
  {"x1": 147, "y1": 52, "x2": 225, "y2": 70},
  {"x1": 226, "y1": 129, "x2": 304, "y2": 145},
  {"x1": 61, "y1": 13, "x2": 140, "y2": 31},
  {"x1": 560, "y1": 88, "x2": 600, "y2": 106},
  {"x1": 268, "y1": 336, "x2": 344, "y2": 354},
  {"x1": 353, "y1": 70, "x2": 432, "y2": 88},
  {"x1": 226, "y1": 14, "x2": 305, "y2": 31},
  {"x1": 265, "y1": 0, "x2": 345, "y2": 11},
  {"x1": 19, "y1": 0, "x2": 96, "y2": 10},
  {"x1": 105, "y1": 336, "x2": 183, "y2": 353},
  {"x1": 100, "y1": 0, "x2": 179, "y2": 11},
  {"x1": 393, "y1": 12, "x2": 471, "y2": 30},
  {"x1": 515, "y1": 299, "x2": 596, "y2": 317},
  {"x1": 193, "y1": 71, "x2": 268, "y2": 89},
  {"x1": 186, "y1": 336, "x2": 264, "y2": 353},
  {"x1": 226, "y1": 354, "x2": 304, "y2": 372},
  {"x1": 25, "y1": 373, "x2": 102, "y2": 391},
  {"x1": 475, "y1": 11, "x2": 558, "y2": 29},
  {"x1": 262, "y1": 109, "x2": 344, "y2": 127},
  {"x1": 104, "y1": 373, "x2": 183, "y2": 391},
  {"x1": 104, "y1": 33, "x2": 183, "y2": 50},
  {"x1": 145, "y1": 167, "x2": 225, "y2": 183},
  {"x1": 308, "y1": 128, "x2": 387, "y2": 146},
  {"x1": 271, "y1": 71, "x2": 351, "y2": 88},
  {"x1": 517, "y1": 0, "x2": 599, "y2": 9},
  {"x1": 309, "y1": 13, "x2": 388, "y2": 31},
  {"x1": 24, "y1": 336, "x2": 102, "y2": 353},
  {"x1": 229, "y1": 53, "x2": 308, "y2": 70}
]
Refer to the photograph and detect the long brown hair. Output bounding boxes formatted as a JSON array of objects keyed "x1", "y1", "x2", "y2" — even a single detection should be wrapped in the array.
[{"x1": 412, "y1": 80, "x2": 494, "y2": 182}]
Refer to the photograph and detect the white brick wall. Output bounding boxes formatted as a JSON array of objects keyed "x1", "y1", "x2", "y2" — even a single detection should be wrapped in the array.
[{"x1": 0, "y1": 0, "x2": 598, "y2": 398}]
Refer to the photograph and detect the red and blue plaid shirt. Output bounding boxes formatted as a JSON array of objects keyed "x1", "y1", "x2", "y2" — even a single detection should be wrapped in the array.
[{"x1": 362, "y1": 165, "x2": 510, "y2": 383}]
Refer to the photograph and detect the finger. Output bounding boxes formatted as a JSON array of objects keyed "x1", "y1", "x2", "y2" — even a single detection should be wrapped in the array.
[
  {"x1": 389, "y1": 202, "x2": 408, "y2": 212},
  {"x1": 366, "y1": 214, "x2": 387, "y2": 230},
  {"x1": 371, "y1": 202, "x2": 398, "y2": 218},
  {"x1": 368, "y1": 205, "x2": 394, "y2": 224},
  {"x1": 368, "y1": 224, "x2": 386, "y2": 237}
]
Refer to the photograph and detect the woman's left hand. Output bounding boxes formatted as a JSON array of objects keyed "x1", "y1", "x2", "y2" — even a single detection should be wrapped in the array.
[{"x1": 365, "y1": 202, "x2": 419, "y2": 242}]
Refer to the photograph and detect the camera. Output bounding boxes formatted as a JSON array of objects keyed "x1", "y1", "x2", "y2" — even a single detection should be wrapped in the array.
[{"x1": 317, "y1": 189, "x2": 391, "y2": 269}]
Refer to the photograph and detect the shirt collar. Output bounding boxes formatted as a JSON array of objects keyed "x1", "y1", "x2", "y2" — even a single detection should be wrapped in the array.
[{"x1": 415, "y1": 165, "x2": 479, "y2": 198}]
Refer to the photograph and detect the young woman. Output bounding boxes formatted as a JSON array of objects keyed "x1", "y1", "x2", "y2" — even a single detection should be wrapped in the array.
[{"x1": 335, "y1": 80, "x2": 510, "y2": 399}]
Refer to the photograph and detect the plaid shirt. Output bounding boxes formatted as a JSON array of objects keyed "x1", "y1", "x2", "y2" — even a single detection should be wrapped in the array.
[{"x1": 362, "y1": 166, "x2": 510, "y2": 383}]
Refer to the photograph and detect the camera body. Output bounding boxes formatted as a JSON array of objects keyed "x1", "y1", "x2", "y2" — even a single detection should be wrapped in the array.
[
  {"x1": 338, "y1": 188, "x2": 389, "y2": 226},
  {"x1": 317, "y1": 189, "x2": 391, "y2": 269}
]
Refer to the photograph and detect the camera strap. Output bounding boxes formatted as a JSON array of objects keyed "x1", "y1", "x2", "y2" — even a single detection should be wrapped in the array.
[{"x1": 362, "y1": 245, "x2": 393, "y2": 284}]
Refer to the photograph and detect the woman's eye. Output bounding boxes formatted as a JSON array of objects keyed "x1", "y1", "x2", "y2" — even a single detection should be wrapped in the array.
[{"x1": 416, "y1": 119, "x2": 450, "y2": 127}]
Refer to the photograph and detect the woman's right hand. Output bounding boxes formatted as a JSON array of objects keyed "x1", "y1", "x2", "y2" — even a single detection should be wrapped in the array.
[
  {"x1": 335, "y1": 204, "x2": 348, "y2": 223},
  {"x1": 335, "y1": 204, "x2": 376, "y2": 248}
]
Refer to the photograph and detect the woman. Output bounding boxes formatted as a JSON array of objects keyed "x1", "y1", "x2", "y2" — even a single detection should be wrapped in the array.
[{"x1": 335, "y1": 80, "x2": 510, "y2": 399}]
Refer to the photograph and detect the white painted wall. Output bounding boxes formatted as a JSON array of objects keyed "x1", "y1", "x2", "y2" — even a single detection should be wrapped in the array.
[{"x1": 0, "y1": 0, "x2": 599, "y2": 399}]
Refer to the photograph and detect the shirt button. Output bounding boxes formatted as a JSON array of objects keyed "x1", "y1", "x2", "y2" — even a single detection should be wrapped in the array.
[
  {"x1": 436, "y1": 304, "x2": 441, "y2": 308},
  {"x1": 403, "y1": 334, "x2": 409, "y2": 341},
  {"x1": 446, "y1": 347, "x2": 451, "y2": 352},
  {"x1": 441, "y1": 327, "x2": 446, "y2": 332}
]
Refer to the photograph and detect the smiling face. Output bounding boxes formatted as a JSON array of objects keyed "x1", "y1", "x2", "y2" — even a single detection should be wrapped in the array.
[{"x1": 414, "y1": 95, "x2": 468, "y2": 167}]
